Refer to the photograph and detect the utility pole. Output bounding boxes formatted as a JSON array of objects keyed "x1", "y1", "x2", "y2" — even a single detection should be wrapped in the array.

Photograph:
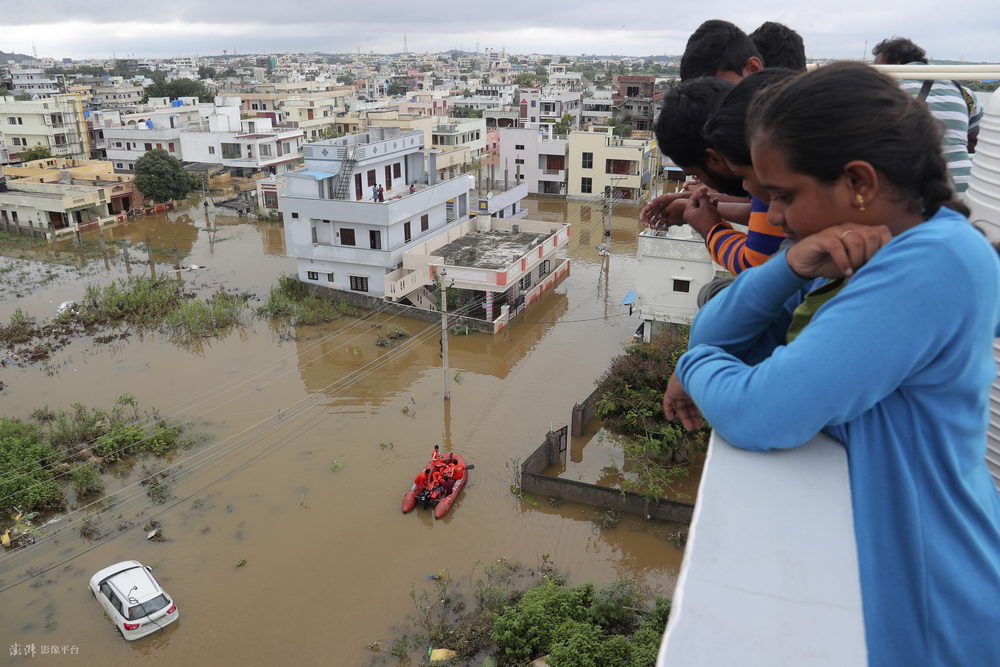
[{"x1": 440, "y1": 271, "x2": 450, "y2": 400}]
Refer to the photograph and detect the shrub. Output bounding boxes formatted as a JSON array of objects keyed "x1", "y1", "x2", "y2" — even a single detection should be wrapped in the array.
[
  {"x1": 82, "y1": 277, "x2": 183, "y2": 327},
  {"x1": 0, "y1": 418, "x2": 62, "y2": 515},
  {"x1": 165, "y1": 290, "x2": 246, "y2": 339},
  {"x1": 547, "y1": 620, "x2": 630, "y2": 667},
  {"x1": 0, "y1": 308, "x2": 39, "y2": 347},
  {"x1": 70, "y1": 463, "x2": 104, "y2": 498},
  {"x1": 491, "y1": 578, "x2": 593, "y2": 664},
  {"x1": 93, "y1": 424, "x2": 145, "y2": 462},
  {"x1": 591, "y1": 580, "x2": 643, "y2": 635},
  {"x1": 258, "y1": 274, "x2": 360, "y2": 325},
  {"x1": 594, "y1": 325, "x2": 700, "y2": 456}
]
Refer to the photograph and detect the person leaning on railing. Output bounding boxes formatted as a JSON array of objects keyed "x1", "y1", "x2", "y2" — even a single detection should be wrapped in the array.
[{"x1": 662, "y1": 62, "x2": 1000, "y2": 667}]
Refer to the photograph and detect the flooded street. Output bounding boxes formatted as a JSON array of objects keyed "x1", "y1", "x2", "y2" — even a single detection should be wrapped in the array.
[{"x1": 0, "y1": 198, "x2": 687, "y2": 665}]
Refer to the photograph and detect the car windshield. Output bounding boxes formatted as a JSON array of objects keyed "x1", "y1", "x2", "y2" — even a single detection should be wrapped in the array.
[{"x1": 127, "y1": 594, "x2": 169, "y2": 621}]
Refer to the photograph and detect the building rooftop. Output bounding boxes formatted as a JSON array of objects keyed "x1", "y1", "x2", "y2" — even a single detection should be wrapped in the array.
[{"x1": 435, "y1": 229, "x2": 546, "y2": 270}]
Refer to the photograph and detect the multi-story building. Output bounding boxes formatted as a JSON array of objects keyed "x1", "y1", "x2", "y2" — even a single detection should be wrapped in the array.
[
  {"x1": 611, "y1": 75, "x2": 662, "y2": 133},
  {"x1": 398, "y1": 91, "x2": 450, "y2": 117},
  {"x1": 272, "y1": 95, "x2": 349, "y2": 141},
  {"x1": 5, "y1": 69, "x2": 60, "y2": 99},
  {"x1": 517, "y1": 89, "x2": 582, "y2": 130},
  {"x1": 547, "y1": 64, "x2": 583, "y2": 91},
  {"x1": 93, "y1": 81, "x2": 144, "y2": 109},
  {"x1": 431, "y1": 117, "x2": 486, "y2": 157},
  {"x1": 0, "y1": 157, "x2": 143, "y2": 238},
  {"x1": 179, "y1": 114, "x2": 304, "y2": 178},
  {"x1": 566, "y1": 127, "x2": 656, "y2": 200},
  {"x1": 498, "y1": 126, "x2": 568, "y2": 195},
  {"x1": 0, "y1": 94, "x2": 89, "y2": 161},
  {"x1": 279, "y1": 127, "x2": 472, "y2": 297},
  {"x1": 582, "y1": 90, "x2": 614, "y2": 128}
]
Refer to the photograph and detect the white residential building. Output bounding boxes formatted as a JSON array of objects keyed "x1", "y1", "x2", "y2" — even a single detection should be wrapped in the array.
[
  {"x1": 498, "y1": 126, "x2": 568, "y2": 195},
  {"x1": 517, "y1": 89, "x2": 582, "y2": 129},
  {"x1": 6, "y1": 69, "x2": 60, "y2": 99},
  {"x1": 280, "y1": 127, "x2": 472, "y2": 297},
  {"x1": 547, "y1": 64, "x2": 583, "y2": 91},
  {"x1": 582, "y1": 90, "x2": 614, "y2": 128},
  {"x1": 0, "y1": 94, "x2": 89, "y2": 161},
  {"x1": 105, "y1": 98, "x2": 304, "y2": 176}
]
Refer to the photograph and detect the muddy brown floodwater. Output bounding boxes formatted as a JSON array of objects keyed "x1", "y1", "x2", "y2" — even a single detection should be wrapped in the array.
[{"x1": 0, "y1": 198, "x2": 687, "y2": 666}]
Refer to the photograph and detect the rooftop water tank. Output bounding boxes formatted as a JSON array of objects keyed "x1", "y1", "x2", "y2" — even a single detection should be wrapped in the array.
[{"x1": 967, "y1": 88, "x2": 1000, "y2": 244}]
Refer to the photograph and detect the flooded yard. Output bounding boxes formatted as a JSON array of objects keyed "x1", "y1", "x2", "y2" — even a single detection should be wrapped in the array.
[{"x1": 0, "y1": 198, "x2": 687, "y2": 665}]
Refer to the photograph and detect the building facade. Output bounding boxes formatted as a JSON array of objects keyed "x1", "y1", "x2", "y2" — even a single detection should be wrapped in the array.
[
  {"x1": 566, "y1": 128, "x2": 656, "y2": 200},
  {"x1": 279, "y1": 127, "x2": 471, "y2": 297}
]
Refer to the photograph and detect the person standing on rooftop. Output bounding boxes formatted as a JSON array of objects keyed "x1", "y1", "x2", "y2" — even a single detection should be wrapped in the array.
[
  {"x1": 663, "y1": 62, "x2": 1000, "y2": 666},
  {"x1": 680, "y1": 19, "x2": 763, "y2": 82},
  {"x1": 872, "y1": 37, "x2": 983, "y2": 194}
]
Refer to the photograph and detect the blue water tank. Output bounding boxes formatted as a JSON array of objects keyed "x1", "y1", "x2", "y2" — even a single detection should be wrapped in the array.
[
  {"x1": 171, "y1": 99, "x2": 183, "y2": 107},
  {"x1": 145, "y1": 120, "x2": 154, "y2": 129}
]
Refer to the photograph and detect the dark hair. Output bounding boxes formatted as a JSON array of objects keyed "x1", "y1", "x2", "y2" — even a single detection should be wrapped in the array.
[
  {"x1": 747, "y1": 61, "x2": 967, "y2": 219},
  {"x1": 749, "y1": 22, "x2": 806, "y2": 71},
  {"x1": 424, "y1": 468, "x2": 431, "y2": 474},
  {"x1": 680, "y1": 20, "x2": 761, "y2": 80},
  {"x1": 872, "y1": 37, "x2": 927, "y2": 64},
  {"x1": 704, "y1": 68, "x2": 796, "y2": 166},
  {"x1": 654, "y1": 77, "x2": 734, "y2": 167}
]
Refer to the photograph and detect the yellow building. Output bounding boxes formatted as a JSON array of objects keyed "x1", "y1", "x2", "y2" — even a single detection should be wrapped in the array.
[{"x1": 566, "y1": 128, "x2": 656, "y2": 200}]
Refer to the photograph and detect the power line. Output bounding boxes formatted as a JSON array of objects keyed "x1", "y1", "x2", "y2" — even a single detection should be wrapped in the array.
[
  {"x1": 0, "y1": 300, "x2": 405, "y2": 493},
  {"x1": 0, "y1": 299, "x2": 487, "y2": 585}
]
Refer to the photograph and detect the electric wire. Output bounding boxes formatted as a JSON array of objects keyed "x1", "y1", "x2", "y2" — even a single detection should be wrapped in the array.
[
  {"x1": 0, "y1": 300, "x2": 419, "y2": 493},
  {"x1": 0, "y1": 298, "x2": 486, "y2": 585}
]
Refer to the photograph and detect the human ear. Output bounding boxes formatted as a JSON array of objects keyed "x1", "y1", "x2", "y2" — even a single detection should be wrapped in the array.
[
  {"x1": 842, "y1": 161, "x2": 879, "y2": 209},
  {"x1": 704, "y1": 148, "x2": 732, "y2": 174},
  {"x1": 744, "y1": 57, "x2": 764, "y2": 75}
]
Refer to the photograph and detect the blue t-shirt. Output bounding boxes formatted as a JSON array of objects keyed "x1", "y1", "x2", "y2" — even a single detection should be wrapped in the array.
[{"x1": 677, "y1": 208, "x2": 1000, "y2": 666}]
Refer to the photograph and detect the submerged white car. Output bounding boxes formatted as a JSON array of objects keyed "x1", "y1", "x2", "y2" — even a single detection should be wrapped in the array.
[{"x1": 88, "y1": 561, "x2": 179, "y2": 640}]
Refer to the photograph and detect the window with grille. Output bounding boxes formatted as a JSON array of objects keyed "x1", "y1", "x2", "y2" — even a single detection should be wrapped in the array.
[
  {"x1": 581, "y1": 177, "x2": 592, "y2": 194},
  {"x1": 307, "y1": 271, "x2": 319, "y2": 280},
  {"x1": 350, "y1": 276, "x2": 369, "y2": 292},
  {"x1": 340, "y1": 228, "x2": 356, "y2": 246},
  {"x1": 582, "y1": 152, "x2": 593, "y2": 169},
  {"x1": 673, "y1": 279, "x2": 691, "y2": 293}
]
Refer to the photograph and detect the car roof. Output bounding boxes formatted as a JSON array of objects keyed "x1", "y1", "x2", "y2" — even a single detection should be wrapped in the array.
[
  {"x1": 93, "y1": 561, "x2": 162, "y2": 602},
  {"x1": 91, "y1": 560, "x2": 142, "y2": 586}
]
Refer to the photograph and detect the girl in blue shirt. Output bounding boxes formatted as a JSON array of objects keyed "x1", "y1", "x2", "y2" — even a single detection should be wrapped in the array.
[{"x1": 664, "y1": 62, "x2": 1000, "y2": 666}]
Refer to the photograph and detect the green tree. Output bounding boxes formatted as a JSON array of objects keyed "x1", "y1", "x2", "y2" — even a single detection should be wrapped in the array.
[
  {"x1": 515, "y1": 72, "x2": 543, "y2": 87},
  {"x1": 13, "y1": 92, "x2": 31, "y2": 101},
  {"x1": 134, "y1": 149, "x2": 199, "y2": 203},
  {"x1": 19, "y1": 145, "x2": 52, "y2": 162},
  {"x1": 198, "y1": 65, "x2": 217, "y2": 79},
  {"x1": 142, "y1": 78, "x2": 214, "y2": 104},
  {"x1": 112, "y1": 60, "x2": 132, "y2": 77},
  {"x1": 386, "y1": 81, "x2": 409, "y2": 96},
  {"x1": 221, "y1": 67, "x2": 239, "y2": 78},
  {"x1": 336, "y1": 73, "x2": 355, "y2": 85},
  {"x1": 552, "y1": 113, "x2": 574, "y2": 135},
  {"x1": 314, "y1": 126, "x2": 342, "y2": 141}
]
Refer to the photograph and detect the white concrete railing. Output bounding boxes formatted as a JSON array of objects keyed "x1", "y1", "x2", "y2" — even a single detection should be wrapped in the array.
[{"x1": 658, "y1": 432, "x2": 866, "y2": 666}]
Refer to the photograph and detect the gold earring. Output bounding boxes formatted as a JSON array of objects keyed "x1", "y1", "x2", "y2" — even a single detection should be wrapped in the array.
[{"x1": 855, "y1": 193, "x2": 867, "y2": 212}]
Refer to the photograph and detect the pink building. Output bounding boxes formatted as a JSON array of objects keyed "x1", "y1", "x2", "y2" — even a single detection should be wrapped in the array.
[{"x1": 398, "y1": 92, "x2": 450, "y2": 117}]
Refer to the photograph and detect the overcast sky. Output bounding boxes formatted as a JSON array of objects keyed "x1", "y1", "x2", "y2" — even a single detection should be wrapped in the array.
[{"x1": 3, "y1": 0, "x2": 998, "y2": 62}]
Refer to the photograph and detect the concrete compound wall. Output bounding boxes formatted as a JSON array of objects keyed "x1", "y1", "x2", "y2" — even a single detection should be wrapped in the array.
[
  {"x1": 571, "y1": 385, "x2": 604, "y2": 437},
  {"x1": 299, "y1": 281, "x2": 495, "y2": 333},
  {"x1": 520, "y1": 429, "x2": 694, "y2": 524}
]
